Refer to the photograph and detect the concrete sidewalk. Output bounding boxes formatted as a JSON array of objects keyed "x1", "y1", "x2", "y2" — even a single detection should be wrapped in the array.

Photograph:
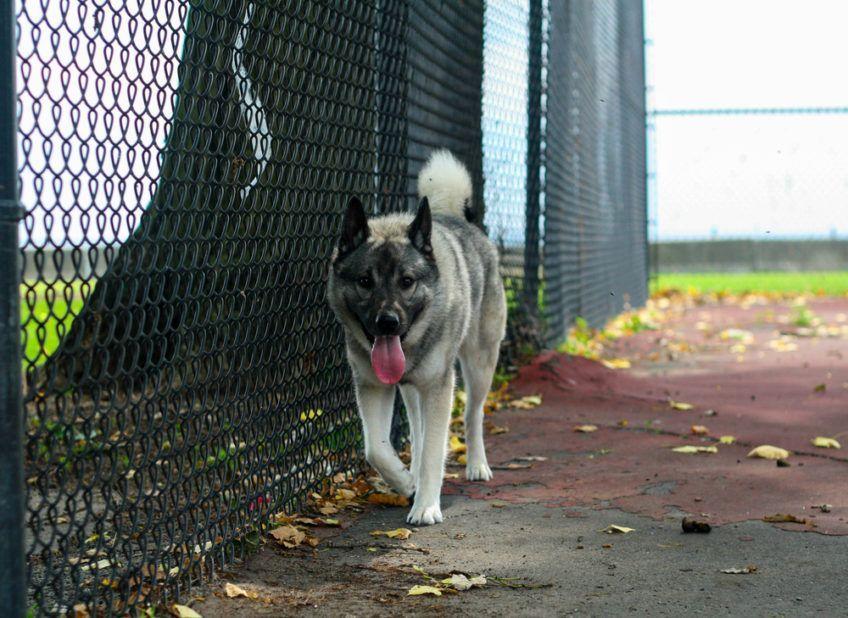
[{"x1": 194, "y1": 296, "x2": 848, "y2": 616}]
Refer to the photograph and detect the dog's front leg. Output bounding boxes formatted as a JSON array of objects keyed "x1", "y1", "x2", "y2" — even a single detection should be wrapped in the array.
[
  {"x1": 357, "y1": 383, "x2": 415, "y2": 497},
  {"x1": 406, "y1": 369, "x2": 454, "y2": 525}
]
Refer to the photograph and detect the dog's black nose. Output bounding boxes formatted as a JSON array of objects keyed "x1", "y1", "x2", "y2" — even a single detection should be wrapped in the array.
[{"x1": 375, "y1": 311, "x2": 400, "y2": 336}]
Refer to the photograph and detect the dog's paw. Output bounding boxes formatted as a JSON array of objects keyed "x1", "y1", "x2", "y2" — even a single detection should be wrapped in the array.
[
  {"x1": 406, "y1": 502, "x2": 443, "y2": 526},
  {"x1": 466, "y1": 460, "x2": 493, "y2": 482}
]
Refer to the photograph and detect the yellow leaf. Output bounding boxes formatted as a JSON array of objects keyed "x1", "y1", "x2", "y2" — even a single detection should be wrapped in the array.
[
  {"x1": 601, "y1": 358, "x2": 631, "y2": 370},
  {"x1": 574, "y1": 424, "x2": 598, "y2": 433},
  {"x1": 173, "y1": 605, "x2": 202, "y2": 618},
  {"x1": 449, "y1": 435, "x2": 467, "y2": 454},
  {"x1": 335, "y1": 488, "x2": 356, "y2": 501},
  {"x1": 690, "y1": 425, "x2": 708, "y2": 435},
  {"x1": 408, "y1": 585, "x2": 442, "y2": 596},
  {"x1": 719, "y1": 435, "x2": 736, "y2": 444},
  {"x1": 669, "y1": 400, "x2": 693, "y2": 411},
  {"x1": 811, "y1": 437, "x2": 841, "y2": 449},
  {"x1": 269, "y1": 525, "x2": 305, "y2": 548},
  {"x1": 224, "y1": 583, "x2": 255, "y2": 599},
  {"x1": 457, "y1": 453, "x2": 467, "y2": 465},
  {"x1": 747, "y1": 445, "x2": 790, "y2": 460},
  {"x1": 672, "y1": 445, "x2": 717, "y2": 454},
  {"x1": 600, "y1": 525, "x2": 635, "y2": 534},
  {"x1": 370, "y1": 528, "x2": 412, "y2": 540},
  {"x1": 511, "y1": 395, "x2": 542, "y2": 409},
  {"x1": 813, "y1": 383, "x2": 826, "y2": 393},
  {"x1": 489, "y1": 425, "x2": 509, "y2": 435}
]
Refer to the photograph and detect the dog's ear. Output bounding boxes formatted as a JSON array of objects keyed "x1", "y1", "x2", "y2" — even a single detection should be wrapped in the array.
[
  {"x1": 408, "y1": 197, "x2": 433, "y2": 259},
  {"x1": 336, "y1": 197, "x2": 369, "y2": 260}
]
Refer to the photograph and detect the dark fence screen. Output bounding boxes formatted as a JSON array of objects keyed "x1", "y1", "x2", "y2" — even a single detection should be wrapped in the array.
[{"x1": 6, "y1": 0, "x2": 646, "y2": 614}]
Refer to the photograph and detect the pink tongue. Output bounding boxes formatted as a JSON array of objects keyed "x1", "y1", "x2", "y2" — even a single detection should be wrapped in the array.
[{"x1": 371, "y1": 336, "x2": 405, "y2": 385}]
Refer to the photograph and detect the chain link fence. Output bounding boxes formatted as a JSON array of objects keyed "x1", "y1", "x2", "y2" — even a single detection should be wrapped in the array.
[{"x1": 4, "y1": 0, "x2": 647, "y2": 613}]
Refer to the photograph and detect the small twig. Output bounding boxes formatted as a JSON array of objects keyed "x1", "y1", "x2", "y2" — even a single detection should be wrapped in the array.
[{"x1": 488, "y1": 576, "x2": 553, "y2": 590}]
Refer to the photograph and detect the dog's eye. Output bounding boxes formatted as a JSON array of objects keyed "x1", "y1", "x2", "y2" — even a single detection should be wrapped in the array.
[
  {"x1": 400, "y1": 276, "x2": 415, "y2": 289},
  {"x1": 357, "y1": 276, "x2": 374, "y2": 289}
]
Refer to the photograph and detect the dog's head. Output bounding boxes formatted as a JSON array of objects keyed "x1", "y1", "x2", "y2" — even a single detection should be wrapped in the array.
[{"x1": 327, "y1": 197, "x2": 438, "y2": 378}]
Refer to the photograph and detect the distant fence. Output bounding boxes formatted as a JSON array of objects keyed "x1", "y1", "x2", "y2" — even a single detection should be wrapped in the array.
[
  {"x1": 654, "y1": 239, "x2": 848, "y2": 273},
  {"x1": 4, "y1": 0, "x2": 646, "y2": 614}
]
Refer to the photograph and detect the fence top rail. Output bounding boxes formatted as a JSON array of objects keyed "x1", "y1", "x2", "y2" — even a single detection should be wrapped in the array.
[{"x1": 649, "y1": 106, "x2": 848, "y2": 117}]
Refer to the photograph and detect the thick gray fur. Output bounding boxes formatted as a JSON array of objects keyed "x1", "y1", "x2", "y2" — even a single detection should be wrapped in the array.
[{"x1": 327, "y1": 150, "x2": 507, "y2": 525}]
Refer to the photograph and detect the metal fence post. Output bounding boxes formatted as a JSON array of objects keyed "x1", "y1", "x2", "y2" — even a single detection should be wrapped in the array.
[
  {"x1": 523, "y1": 0, "x2": 544, "y2": 313},
  {"x1": 0, "y1": 0, "x2": 25, "y2": 613}
]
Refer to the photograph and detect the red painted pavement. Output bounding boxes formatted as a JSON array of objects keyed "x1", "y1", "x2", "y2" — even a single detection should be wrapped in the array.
[{"x1": 445, "y1": 297, "x2": 848, "y2": 534}]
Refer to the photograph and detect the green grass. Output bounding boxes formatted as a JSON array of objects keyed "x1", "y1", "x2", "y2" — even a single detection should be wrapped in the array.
[
  {"x1": 653, "y1": 271, "x2": 848, "y2": 296},
  {"x1": 20, "y1": 280, "x2": 89, "y2": 367}
]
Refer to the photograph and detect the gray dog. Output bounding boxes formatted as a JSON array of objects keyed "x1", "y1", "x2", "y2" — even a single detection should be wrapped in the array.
[{"x1": 327, "y1": 150, "x2": 507, "y2": 525}]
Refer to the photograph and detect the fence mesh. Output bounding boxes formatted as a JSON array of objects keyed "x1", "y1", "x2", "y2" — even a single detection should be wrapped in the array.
[
  {"x1": 544, "y1": 0, "x2": 648, "y2": 338},
  {"x1": 10, "y1": 0, "x2": 646, "y2": 613}
]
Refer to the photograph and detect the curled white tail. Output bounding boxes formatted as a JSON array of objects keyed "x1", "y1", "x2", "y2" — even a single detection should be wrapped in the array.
[{"x1": 417, "y1": 150, "x2": 472, "y2": 219}]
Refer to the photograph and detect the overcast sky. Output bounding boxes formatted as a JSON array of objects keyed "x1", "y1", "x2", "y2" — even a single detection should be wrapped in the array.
[{"x1": 647, "y1": 0, "x2": 848, "y2": 239}]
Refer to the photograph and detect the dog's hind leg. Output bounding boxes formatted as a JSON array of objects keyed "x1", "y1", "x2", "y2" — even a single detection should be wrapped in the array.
[
  {"x1": 357, "y1": 383, "x2": 415, "y2": 497},
  {"x1": 407, "y1": 370, "x2": 455, "y2": 525},
  {"x1": 399, "y1": 384, "x2": 423, "y2": 492},
  {"x1": 459, "y1": 351, "x2": 496, "y2": 481}
]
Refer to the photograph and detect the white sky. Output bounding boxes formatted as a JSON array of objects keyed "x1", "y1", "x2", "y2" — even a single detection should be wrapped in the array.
[{"x1": 647, "y1": 0, "x2": 848, "y2": 239}]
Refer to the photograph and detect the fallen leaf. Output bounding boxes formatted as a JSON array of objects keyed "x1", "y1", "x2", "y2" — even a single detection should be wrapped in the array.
[
  {"x1": 449, "y1": 435, "x2": 467, "y2": 454},
  {"x1": 444, "y1": 472, "x2": 460, "y2": 479},
  {"x1": 367, "y1": 493, "x2": 410, "y2": 507},
  {"x1": 813, "y1": 383, "x2": 826, "y2": 393},
  {"x1": 600, "y1": 525, "x2": 635, "y2": 534},
  {"x1": 813, "y1": 504, "x2": 832, "y2": 513},
  {"x1": 721, "y1": 565, "x2": 757, "y2": 574},
  {"x1": 224, "y1": 583, "x2": 256, "y2": 599},
  {"x1": 690, "y1": 425, "x2": 708, "y2": 435},
  {"x1": 173, "y1": 605, "x2": 202, "y2": 618},
  {"x1": 457, "y1": 453, "x2": 467, "y2": 465},
  {"x1": 511, "y1": 395, "x2": 542, "y2": 409},
  {"x1": 335, "y1": 488, "x2": 356, "y2": 501},
  {"x1": 370, "y1": 528, "x2": 412, "y2": 540},
  {"x1": 574, "y1": 424, "x2": 598, "y2": 433},
  {"x1": 681, "y1": 518, "x2": 711, "y2": 533},
  {"x1": 602, "y1": 543, "x2": 613, "y2": 549},
  {"x1": 440, "y1": 573, "x2": 487, "y2": 591},
  {"x1": 601, "y1": 358, "x2": 631, "y2": 370},
  {"x1": 747, "y1": 445, "x2": 790, "y2": 460},
  {"x1": 269, "y1": 525, "x2": 306, "y2": 548},
  {"x1": 719, "y1": 435, "x2": 736, "y2": 444},
  {"x1": 617, "y1": 419, "x2": 629, "y2": 427},
  {"x1": 720, "y1": 328, "x2": 754, "y2": 343},
  {"x1": 72, "y1": 604, "x2": 89, "y2": 618},
  {"x1": 672, "y1": 445, "x2": 717, "y2": 454},
  {"x1": 762, "y1": 513, "x2": 806, "y2": 524},
  {"x1": 502, "y1": 462, "x2": 532, "y2": 470},
  {"x1": 489, "y1": 425, "x2": 509, "y2": 435},
  {"x1": 811, "y1": 436, "x2": 841, "y2": 449},
  {"x1": 408, "y1": 585, "x2": 442, "y2": 596},
  {"x1": 318, "y1": 504, "x2": 339, "y2": 515},
  {"x1": 515, "y1": 456, "x2": 548, "y2": 462},
  {"x1": 669, "y1": 400, "x2": 694, "y2": 411}
]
